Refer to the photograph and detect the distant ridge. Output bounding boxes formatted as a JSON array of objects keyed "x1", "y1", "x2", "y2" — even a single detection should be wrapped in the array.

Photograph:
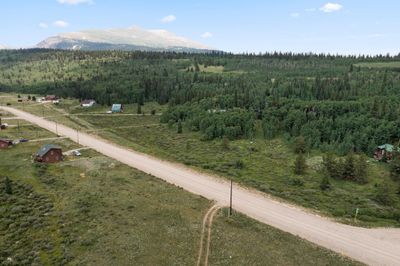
[{"x1": 36, "y1": 26, "x2": 215, "y2": 53}]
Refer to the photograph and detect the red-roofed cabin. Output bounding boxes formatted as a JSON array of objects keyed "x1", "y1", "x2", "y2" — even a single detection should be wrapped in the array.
[{"x1": 0, "y1": 139, "x2": 13, "y2": 149}]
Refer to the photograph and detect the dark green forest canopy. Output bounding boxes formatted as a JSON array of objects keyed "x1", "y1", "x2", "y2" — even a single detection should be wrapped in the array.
[{"x1": 1, "y1": 49, "x2": 400, "y2": 155}]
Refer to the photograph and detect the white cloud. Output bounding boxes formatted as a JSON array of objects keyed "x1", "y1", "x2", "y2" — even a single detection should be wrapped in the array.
[
  {"x1": 320, "y1": 3, "x2": 343, "y2": 13},
  {"x1": 201, "y1": 32, "x2": 213, "y2": 39},
  {"x1": 39, "y1": 22, "x2": 48, "y2": 29},
  {"x1": 53, "y1": 20, "x2": 69, "y2": 28},
  {"x1": 161, "y1": 15, "x2": 176, "y2": 23},
  {"x1": 57, "y1": 0, "x2": 92, "y2": 4},
  {"x1": 290, "y1": 12, "x2": 300, "y2": 18}
]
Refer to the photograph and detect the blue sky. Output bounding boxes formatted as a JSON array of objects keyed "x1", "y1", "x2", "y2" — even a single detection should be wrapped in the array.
[{"x1": 1, "y1": 0, "x2": 399, "y2": 55}]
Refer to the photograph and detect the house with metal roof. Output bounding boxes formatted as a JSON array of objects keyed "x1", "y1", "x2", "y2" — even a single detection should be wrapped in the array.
[
  {"x1": 374, "y1": 144, "x2": 399, "y2": 161},
  {"x1": 111, "y1": 104, "x2": 123, "y2": 113},
  {"x1": 81, "y1": 99, "x2": 96, "y2": 107},
  {"x1": 35, "y1": 144, "x2": 63, "y2": 163}
]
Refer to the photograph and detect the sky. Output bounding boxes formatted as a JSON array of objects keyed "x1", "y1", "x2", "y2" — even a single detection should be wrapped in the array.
[{"x1": 1, "y1": 0, "x2": 399, "y2": 55}]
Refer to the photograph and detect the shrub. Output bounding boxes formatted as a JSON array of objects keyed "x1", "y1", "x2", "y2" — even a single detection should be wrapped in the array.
[
  {"x1": 294, "y1": 136, "x2": 307, "y2": 154},
  {"x1": 234, "y1": 159, "x2": 244, "y2": 169},
  {"x1": 320, "y1": 176, "x2": 331, "y2": 190}
]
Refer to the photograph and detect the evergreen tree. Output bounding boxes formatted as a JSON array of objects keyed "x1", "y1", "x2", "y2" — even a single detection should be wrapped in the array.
[
  {"x1": 294, "y1": 154, "x2": 307, "y2": 175},
  {"x1": 4, "y1": 177, "x2": 12, "y2": 195},
  {"x1": 177, "y1": 120, "x2": 183, "y2": 134},
  {"x1": 355, "y1": 154, "x2": 368, "y2": 183},
  {"x1": 375, "y1": 182, "x2": 395, "y2": 206},
  {"x1": 342, "y1": 152, "x2": 356, "y2": 181},
  {"x1": 390, "y1": 152, "x2": 400, "y2": 181},
  {"x1": 323, "y1": 153, "x2": 341, "y2": 179}
]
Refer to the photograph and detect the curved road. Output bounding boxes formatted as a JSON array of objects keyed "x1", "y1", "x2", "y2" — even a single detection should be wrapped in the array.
[{"x1": 2, "y1": 106, "x2": 400, "y2": 265}]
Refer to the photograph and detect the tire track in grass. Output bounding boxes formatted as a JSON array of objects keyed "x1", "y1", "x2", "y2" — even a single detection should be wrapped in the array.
[
  {"x1": 196, "y1": 204, "x2": 221, "y2": 266},
  {"x1": 204, "y1": 206, "x2": 221, "y2": 266}
]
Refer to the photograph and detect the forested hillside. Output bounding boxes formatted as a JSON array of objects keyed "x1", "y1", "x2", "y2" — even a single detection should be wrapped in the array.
[
  {"x1": 1, "y1": 49, "x2": 400, "y2": 155},
  {"x1": 2, "y1": 49, "x2": 400, "y2": 225}
]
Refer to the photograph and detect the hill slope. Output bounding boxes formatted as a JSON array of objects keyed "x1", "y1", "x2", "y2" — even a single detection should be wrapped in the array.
[{"x1": 37, "y1": 27, "x2": 213, "y2": 52}]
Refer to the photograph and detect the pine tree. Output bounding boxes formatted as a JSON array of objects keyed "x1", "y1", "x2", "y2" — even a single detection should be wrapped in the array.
[
  {"x1": 355, "y1": 154, "x2": 368, "y2": 184},
  {"x1": 177, "y1": 120, "x2": 183, "y2": 134},
  {"x1": 375, "y1": 182, "x2": 395, "y2": 206},
  {"x1": 342, "y1": 152, "x2": 356, "y2": 181},
  {"x1": 390, "y1": 152, "x2": 400, "y2": 181},
  {"x1": 5, "y1": 177, "x2": 12, "y2": 195},
  {"x1": 294, "y1": 154, "x2": 307, "y2": 175},
  {"x1": 323, "y1": 153, "x2": 341, "y2": 179}
]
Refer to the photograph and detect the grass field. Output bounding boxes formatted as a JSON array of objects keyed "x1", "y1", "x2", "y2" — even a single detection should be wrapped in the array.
[
  {"x1": 0, "y1": 113, "x2": 361, "y2": 265},
  {"x1": 2, "y1": 93, "x2": 400, "y2": 227}
]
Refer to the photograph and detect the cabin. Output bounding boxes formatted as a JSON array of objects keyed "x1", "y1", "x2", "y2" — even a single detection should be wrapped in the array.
[
  {"x1": 111, "y1": 104, "x2": 123, "y2": 113},
  {"x1": 0, "y1": 139, "x2": 13, "y2": 149},
  {"x1": 45, "y1": 95, "x2": 58, "y2": 101},
  {"x1": 0, "y1": 123, "x2": 8, "y2": 130},
  {"x1": 374, "y1": 144, "x2": 398, "y2": 161},
  {"x1": 35, "y1": 144, "x2": 63, "y2": 163},
  {"x1": 81, "y1": 99, "x2": 96, "y2": 107}
]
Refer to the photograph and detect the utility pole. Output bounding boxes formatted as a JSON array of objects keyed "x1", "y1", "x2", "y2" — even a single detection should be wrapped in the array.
[{"x1": 229, "y1": 179, "x2": 233, "y2": 216}]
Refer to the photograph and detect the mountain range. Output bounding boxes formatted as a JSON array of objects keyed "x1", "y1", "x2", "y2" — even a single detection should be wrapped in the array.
[{"x1": 36, "y1": 27, "x2": 214, "y2": 52}]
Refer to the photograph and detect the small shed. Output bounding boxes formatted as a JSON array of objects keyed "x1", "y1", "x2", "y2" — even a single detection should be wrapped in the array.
[
  {"x1": 0, "y1": 139, "x2": 13, "y2": 149},
  {"x1": 374, "y1": 144, "x2": 397, "y2": 161},
  {"x1": 111, "y1": 104, "x2": 123, "y2": 113},
  {"x1": 81, "y1": 99, "x2": 96, "y2": 107},
  {"x1": 35, "y1": 144, "x2": 63, "y2": 163}
]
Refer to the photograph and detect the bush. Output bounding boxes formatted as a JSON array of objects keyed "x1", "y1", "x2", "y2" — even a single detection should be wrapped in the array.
[
  {"x1": 320, "y1": 176, "x2": 331, "y2": 190},
  {"x1": 221, "y1": 136, "x2": 230, "y2": 150},
  {"x1": 289, "y1": 177, "x2": 304, "y2": 186},
  {"x1": 234, "y1": 159, "x2": 244, "y2": 169},
  {"x1": 294, "y1": 136, "x2": 307, "y2": 154}
]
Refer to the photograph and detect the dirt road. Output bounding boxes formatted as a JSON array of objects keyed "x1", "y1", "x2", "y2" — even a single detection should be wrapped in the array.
[{"x1": 2, "y1": 106, "x2": 400, "y2": 265}]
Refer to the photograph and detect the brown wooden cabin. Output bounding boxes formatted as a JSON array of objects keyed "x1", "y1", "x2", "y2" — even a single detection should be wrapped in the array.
[
  {"x1": 35, "y1": 144, "x2": 63, "y2": 163},
  {"x1": 0, "y1": 139, "x2": 13, "y2": 149},
  {"x1": 45, "y1": 95, "x2": 58, "y2": 101}
]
